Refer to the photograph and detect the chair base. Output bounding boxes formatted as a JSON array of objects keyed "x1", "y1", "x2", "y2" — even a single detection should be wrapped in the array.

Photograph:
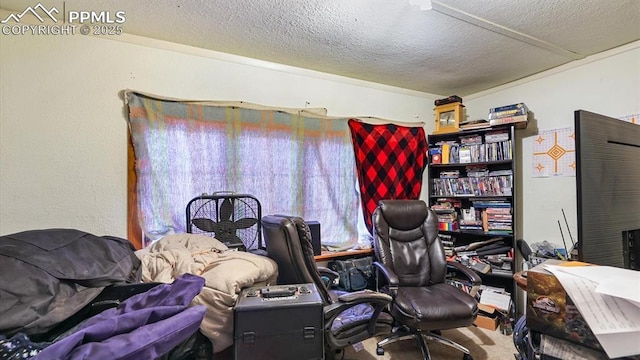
[
  {"x1": 376, "y1": 326, "x2": 473, "y2": 360},
  {"x1": 325, "y1": 348, "x2": 343, "y2": 360}
]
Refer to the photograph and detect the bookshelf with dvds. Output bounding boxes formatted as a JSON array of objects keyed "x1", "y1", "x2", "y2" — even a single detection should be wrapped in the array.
[{"x1": 428, "y1": 124, "x2": 517, "y2": 315}]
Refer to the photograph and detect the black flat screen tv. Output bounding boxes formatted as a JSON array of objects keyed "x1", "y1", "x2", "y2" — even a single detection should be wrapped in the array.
[{"x1": 575, "y1": 110, "x2": 640, "y2": 269}]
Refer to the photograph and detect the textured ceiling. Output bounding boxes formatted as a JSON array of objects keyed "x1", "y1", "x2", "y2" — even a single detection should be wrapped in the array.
[{"x1": 2, "y1": 0, "x2": 639, "y2": 96}]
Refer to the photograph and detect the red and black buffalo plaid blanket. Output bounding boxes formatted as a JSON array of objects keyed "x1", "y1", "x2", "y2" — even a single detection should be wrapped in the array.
[{"x1": 348, "y1": 119, "x2": 427, "y2": 234}]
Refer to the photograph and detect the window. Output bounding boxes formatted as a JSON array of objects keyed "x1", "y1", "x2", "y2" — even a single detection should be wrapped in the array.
[{"x1": 127, "y1": 92, "x2": 359, "y2": 249}]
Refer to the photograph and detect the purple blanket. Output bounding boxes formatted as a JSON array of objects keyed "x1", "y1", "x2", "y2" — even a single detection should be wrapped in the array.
[{"x1": 34, "y1": 274, "x2": 206, "y2": 360}]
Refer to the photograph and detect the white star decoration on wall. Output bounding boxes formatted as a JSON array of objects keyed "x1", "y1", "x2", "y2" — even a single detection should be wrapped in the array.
[
  {"x1": 532, "y1": 127, "x2": 576, "y2": 177},
  {"x1": 531, "y1": 114, "x2": 637, "y2": 179}
]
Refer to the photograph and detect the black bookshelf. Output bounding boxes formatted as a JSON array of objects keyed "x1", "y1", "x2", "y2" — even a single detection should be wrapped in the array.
[{"x1": 428, "y1": 124, "x2": 517, "y2": 313}]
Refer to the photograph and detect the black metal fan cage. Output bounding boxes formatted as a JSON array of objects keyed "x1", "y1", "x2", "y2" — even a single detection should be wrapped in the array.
[{"x1": 186, "y1": 193, "x2": 263, "y2": 251}]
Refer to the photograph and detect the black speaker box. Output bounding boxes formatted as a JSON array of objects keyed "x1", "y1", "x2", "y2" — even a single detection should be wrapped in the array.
[
  {"x1": 623, "y1": 229, "x2": 639, "y2": 270},
  {"x1": 307, "y1": 221, "x2": 321, "y2": 256}
]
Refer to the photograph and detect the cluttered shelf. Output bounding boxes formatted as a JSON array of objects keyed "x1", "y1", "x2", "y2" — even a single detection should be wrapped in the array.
[
  {"x1": 481, "y1": 269, "x2": 514, "y2": 279},
  {"x1": 429, "y1": 159, "x2": 513, "y2": 168},
  {"x1": 428, "y1": 100, "x2": 532, "y2": 334},
  {"x1": 439, "y1": 229, "x2": 514, "y2": 238}
]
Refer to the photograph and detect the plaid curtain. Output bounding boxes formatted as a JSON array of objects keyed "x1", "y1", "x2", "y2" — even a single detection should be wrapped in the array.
[
  {"x1": 348, "y1": 119, "x2": 427, "y2": 234},
  {"x1": 127, "y1": 92, "x2": 359, "y2": 248}
]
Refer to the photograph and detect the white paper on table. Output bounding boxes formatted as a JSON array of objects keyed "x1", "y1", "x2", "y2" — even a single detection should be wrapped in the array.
[
  {"x1": 545, "y1": 265, "x2": 640, "y2": 358},
  {"x1": 549, "y1": 265, "x2": 640, "y2": 305},
  {"x1": 540, "y1": 334, "x2": 608, "y2": 360}
]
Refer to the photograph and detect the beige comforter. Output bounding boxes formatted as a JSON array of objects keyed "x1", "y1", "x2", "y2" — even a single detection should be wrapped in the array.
[{"x1": 136, "y1": 233, "x2": 278, "y2": 352}]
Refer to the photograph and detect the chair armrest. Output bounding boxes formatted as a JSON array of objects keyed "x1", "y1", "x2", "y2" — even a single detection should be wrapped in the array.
[
  {"x1": 373, "y1": 261, "x2": 399, "y2": 285},
  {"x1": 335, "y1": 290, "x2": 392, "y2": 305},
  {"x1": 447, "y1": 261, "x2": 482, "y2": 286},
  {"x1": 373, "y1": 261, "x2": 399, "y2": 296},
  {"x1": 323, "y1": 289, "x2": 392, "y2": 343},
  {"x1": 324, "y1": 290, "x2": 391, "y2": 319}
]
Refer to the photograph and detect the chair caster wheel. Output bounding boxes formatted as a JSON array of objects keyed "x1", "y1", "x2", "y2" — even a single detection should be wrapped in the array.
[
  {"x1": 462, "y1": 354, "x2": 473, "y2": 360},
  {"x1": 376, "y1": 346, "x2": 384, "y2": 355}
]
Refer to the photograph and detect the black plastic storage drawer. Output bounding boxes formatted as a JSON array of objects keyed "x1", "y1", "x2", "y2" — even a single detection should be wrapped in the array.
[{"x1": 234, "y1": 283, "x2": 323, "y2": 360}]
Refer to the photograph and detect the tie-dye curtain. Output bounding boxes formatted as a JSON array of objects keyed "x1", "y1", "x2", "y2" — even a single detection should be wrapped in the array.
[
  {"x1": 348, "y1": 119, "x2": 428, "y2": 235},
  {"x1": 127, "y1": 92, "x2": 359, "y2": 249}
]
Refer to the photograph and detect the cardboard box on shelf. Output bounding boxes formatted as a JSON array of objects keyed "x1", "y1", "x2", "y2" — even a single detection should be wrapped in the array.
[
  {"x1": 474, "y1": 303, "x2": 500, "y2": 330},
  {"x1": 525, "y1": 259, "x2": 602, "y2": 351}
]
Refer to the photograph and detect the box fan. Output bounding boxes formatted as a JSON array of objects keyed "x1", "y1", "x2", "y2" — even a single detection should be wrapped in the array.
[{"x1": 186, "y1": 192, "x2": 263, "y2": 253}]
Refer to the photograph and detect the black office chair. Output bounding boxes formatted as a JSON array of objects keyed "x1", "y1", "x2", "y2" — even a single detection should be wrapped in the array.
[
  {"x1": 261, "y1": 214, "x2": 394, "y2": 359},
  {"x1": 516, "y1": 239, "x2": 532, "y2": 262},
  {"x1": 372, "y1": 200, "x2": 482, "y2": 360}
]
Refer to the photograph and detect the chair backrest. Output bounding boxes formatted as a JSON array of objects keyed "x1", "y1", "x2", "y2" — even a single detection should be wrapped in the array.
[
  {"x1": 261, "y1": 215, "x2": 332, "y2": 305},
  {"x1": 372, "y1": 199, "x2": 447, "y2": 287}
]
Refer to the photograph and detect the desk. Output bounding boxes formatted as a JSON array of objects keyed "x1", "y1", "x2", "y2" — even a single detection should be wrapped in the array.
[
  {"x1": 314, "y1": 248, "x2": 373, "y2": 261},
  {"x1": 513, "y1": 270, "x2": 527, "y2": 291}
]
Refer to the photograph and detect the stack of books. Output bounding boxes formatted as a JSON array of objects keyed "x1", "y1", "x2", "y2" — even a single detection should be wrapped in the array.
[
  {"x1": 484, "y1": 207, "x2": 513, "y2": 234},
  {"x1": 459, "y1": 119, "x2": 491, "y2": 131},
  {"x1": 459, "y1": 218, "x2": 483, "y2": 231},
  {"x1": 437, "y1": 211, "x2": 459, "y2": 231},
  {"x1": 438, "y1": 233, "x2": 456, "y2": 257},
  {"x1": 432, "y1": 198, "x2": 460, "y2": 231},
  {"x1": 488, "y1": 103, "x2": 529, "y2": 129},
  {"x1": 471, "y1": 199, "x2": 513, "y2": 234}
]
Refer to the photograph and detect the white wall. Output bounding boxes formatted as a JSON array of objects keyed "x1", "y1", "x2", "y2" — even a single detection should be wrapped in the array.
[
  {"x1": 2, "y1": 21, "x2": 638, "y2": 245},
  {"x1": 0, "y1": 29, "x2": 435, "y2": 237},
  {"x1": 464, "y1": 42, "x2": 640, "y2": 250}
]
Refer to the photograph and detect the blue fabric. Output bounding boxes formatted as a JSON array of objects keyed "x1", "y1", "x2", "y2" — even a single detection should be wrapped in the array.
[
  {"x1": 0, "y1": 333, "x2": 46, "y2": 359},
  {"x1": 34, "y1": 273, "x2": 206, "y2": 360}
]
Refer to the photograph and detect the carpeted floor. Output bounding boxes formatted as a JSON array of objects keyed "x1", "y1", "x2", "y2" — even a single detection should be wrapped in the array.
[
  {"x1": 342, "y1": 326, "x2": 517, "y2": 360},
  {"x1": 217, "y1": 325, "x2": 518, "y2": 359}
]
